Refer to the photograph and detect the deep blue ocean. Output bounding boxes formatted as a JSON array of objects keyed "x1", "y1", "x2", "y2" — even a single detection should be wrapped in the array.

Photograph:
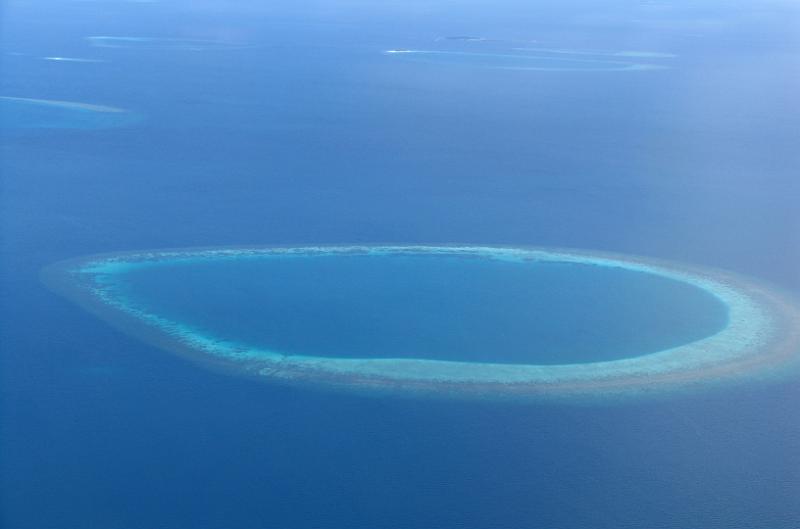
[{"x1": 2, "y1": 1, "x2": 799, "y2": 528}]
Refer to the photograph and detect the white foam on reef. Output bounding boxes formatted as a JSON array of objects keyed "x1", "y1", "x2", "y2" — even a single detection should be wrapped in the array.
[
  {"x1": 0, "y1": 96, "x2": 126, "y2": 113},
  {"x1": 42, "y1": 56, "x2": 106, "y2": 63},
  {"x1": 42, "y1": 246, "x2": 800, "y2": 402},
  {"x1": 1, "y1": 95, "x2": 139, "y2": 130}
]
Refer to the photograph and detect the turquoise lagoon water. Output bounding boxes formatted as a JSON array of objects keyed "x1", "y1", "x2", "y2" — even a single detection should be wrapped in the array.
[{"x1": 103, "y1": 252, "x2": 728, "y2": 365}]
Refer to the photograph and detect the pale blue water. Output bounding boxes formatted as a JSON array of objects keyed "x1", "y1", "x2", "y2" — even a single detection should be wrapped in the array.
[{"x1": 2, "y1": 0, "x2": 799, "y2": 528}]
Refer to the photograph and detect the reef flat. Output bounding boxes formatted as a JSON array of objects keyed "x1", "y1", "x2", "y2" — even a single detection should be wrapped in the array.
[
  {"x1": 513, "y1": 47, "x2": 677, "y2": 59},
  {"x1": 42, "y1": 246, "x2": 800, "y2": 402},
  {"x1": 87, "y1": 36, "x2": 247, "y2": 51},
  {"x1": 0, "y1": 96, "x2": 139, "y2": 130},
  {"x1": 42, "y1": 57, "x2": 106, "y2": 63},
  {"x1": 383, "y1": 49, "x2": 667, "y2": 71}
]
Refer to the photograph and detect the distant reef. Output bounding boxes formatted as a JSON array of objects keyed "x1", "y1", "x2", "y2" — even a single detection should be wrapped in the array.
[{"x1": 0, "y1": 96, "x2": 140, "y2": 130}]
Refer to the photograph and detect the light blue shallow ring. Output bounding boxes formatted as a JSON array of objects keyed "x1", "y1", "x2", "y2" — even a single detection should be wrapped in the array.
[{"x1": 42, "y1": 246, "x2": 800, "y2": 402}]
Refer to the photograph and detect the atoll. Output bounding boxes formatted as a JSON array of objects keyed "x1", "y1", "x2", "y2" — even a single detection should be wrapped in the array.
[{"x1": 42, "y1": 246, "x2": 800, "y2": 401}]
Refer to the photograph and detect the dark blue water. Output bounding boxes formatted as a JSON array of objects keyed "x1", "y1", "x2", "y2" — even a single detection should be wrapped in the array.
[
  {"x1": 118, "y1": 254, "x2": 728, "y2": 363},
  {"x1": 2, "y1": 0, "x2": 799, "y2": 528}
]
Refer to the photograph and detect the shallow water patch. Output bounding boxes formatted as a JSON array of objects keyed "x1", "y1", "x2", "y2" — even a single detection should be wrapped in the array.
[
  {"x1": 383, "y1": 49, "x2": 665, "y2": 71},
  {"x1": 0, "y1": 96, "x2": 140, "y2": 130},
  {"x1": 87, "y1": 36, "x2": 247, "y2": 51}
]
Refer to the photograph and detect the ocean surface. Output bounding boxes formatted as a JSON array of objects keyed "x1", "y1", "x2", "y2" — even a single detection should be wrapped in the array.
[{"x1": 2, "y1": 1, "x2": 799, "y2": 528}]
